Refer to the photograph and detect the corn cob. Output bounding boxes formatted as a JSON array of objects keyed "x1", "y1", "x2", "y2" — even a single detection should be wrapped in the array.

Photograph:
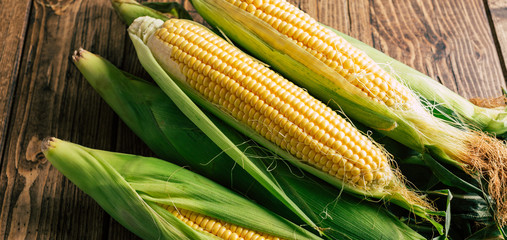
[
  {"x1": 128, "y1": 16, "x2": 438, "y2": 226},
  {"x1": 130, "y1": 16, "x2": 393, "y2": 191},
  {"x1": 188, "y1": 0, "x2": 507, "y2": 226},
  {"x1": 42, "y1": 138, "x2": 321, "y2": 240},
  {"x1": 73, "y1": 47, "x2": 427, "y2": 239}
]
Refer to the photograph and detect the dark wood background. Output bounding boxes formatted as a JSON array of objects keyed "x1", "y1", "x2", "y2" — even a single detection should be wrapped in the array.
[{"x1": 0, "y1": 0, "x2": 506, "y2": 239}]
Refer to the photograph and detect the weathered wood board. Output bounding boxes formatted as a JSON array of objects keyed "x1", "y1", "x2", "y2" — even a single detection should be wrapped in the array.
[{"x1": 0, "y1": 0, "x2": 505, "y2": 238}]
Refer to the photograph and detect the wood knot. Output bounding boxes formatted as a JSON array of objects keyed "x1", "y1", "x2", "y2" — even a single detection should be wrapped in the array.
[
  {"x1": 433, "y1": 40, "x2": 447, "y2": 60},
  {"x1": 25, "y1": 136, "x2": 46, "y2": 164},
  {"x1": 40, "y1": 0, "x2": 74, "y2": 15}
]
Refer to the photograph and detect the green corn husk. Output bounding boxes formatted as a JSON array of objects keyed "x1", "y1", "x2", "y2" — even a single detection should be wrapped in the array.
[
  {"x1": 112, "y1": 0, "x2": 189, "y2": 25},
  {"x1": 125, "y1": 15, "x2": 444, "y2": 230},
  {"x1": 42, "y1": 138, "x2": 321, "y2": 240},
  {"x1": 187, "y1": 0, "x2": 507, "y2": 227},
  {"x1": 73, "y1": 48, "x2": 426, "y2": 239}
]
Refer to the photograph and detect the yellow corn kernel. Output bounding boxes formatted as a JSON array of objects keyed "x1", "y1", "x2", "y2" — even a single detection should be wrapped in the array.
[
  {"x1": 225, "y1": 0, "x2": 414, "y2": 107},
  {"x1": 162, "y1": 205, "x2": 281, "y2": 240},
  {"x1": 148, "y1": 18, "x2": 393, "y2": 190}
]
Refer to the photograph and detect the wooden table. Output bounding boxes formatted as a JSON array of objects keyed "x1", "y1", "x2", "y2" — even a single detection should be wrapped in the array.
[{"x1": 0, "y1": 0, "x2": 506, "y2": 238}]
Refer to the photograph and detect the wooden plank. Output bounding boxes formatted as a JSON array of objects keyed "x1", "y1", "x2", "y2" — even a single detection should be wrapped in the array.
[
  {"x1": 0, "y1": 0, "x2": 134, "y2": 238},
  {"x1": 488, "y1": 0, "x2": 507, "y2": 78},
  {"x1": 0, "y1": 0, "x2": 31, "y2": 168},
  {"x1": 0, "y1": 0, "x2": 503, "y2": 239},
  {"x1": 381, "y1": 0, "x2": 503, "y2": 98}
]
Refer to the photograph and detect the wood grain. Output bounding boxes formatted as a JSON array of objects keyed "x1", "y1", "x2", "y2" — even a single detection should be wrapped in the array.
[
  {"x1": 488, "y1": 0, "x2": 507, "y2": 78},
  {"x1": 0, "y1": 0, "x2": 130, "y2": 238},
  {"x1": 340, "y1": 0, "x2": 505, "y2": 99},
  {"x1": 0, "y1": 0, "x2": 32, "y2": 171},
  {"x1": 0, "y1": 0, "x2": 506, "y2": 239}
]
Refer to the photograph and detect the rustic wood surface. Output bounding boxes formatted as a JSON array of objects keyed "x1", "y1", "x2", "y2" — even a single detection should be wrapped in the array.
[
  {"x1": 0, "y1": 0, "x2": 505, "y2": 239},
  {"x1": 490, "y1": 0, "x2": 507, "y2": 76}
]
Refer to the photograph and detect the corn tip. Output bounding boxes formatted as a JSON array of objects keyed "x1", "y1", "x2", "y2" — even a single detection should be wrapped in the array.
[
  {"x1": 128, "y1": 16, "x2": 164, "y2": 43},
  {"x1": 72, "y1": 48, "x2": 86, "y2": 63},
  {"x1": 41, "y1": 137, "x2": 58, "y2": 153}
]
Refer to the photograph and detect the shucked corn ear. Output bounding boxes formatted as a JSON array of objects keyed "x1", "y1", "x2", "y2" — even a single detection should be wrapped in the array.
[
  {"x1": 130, "y1": 16, "x2": 391, "y2": 191},
  {"x1": 73, "y1": 47, "x2": 426, "y2": 239},
  {"x1": 127, "y1": 16, "x2": 439, "y2": 225},
  {"x1": 42, "y1": 138, "x2": 321, "y2": 240},
  {"x1": 157, "y1": 19, "x2": 393, "y2": 189},
  {"x1": 189, "y1": 0, "x2": 507, "y2": 226}
]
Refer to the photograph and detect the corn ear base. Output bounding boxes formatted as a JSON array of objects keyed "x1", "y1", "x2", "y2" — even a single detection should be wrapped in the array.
[
  {"x1": 74, "y1": 49, "x2": 426, "y2": 239},
  {"x1": 141, "y1": 1, "x2": 193, "y2": 21},
  {"x1": 111, "y1": 0, "x2": 191, "y2": 25},
  {"x1": 42, "y1": 139, "x2": 206, "y2": 240},
  {"x1": 111, "y1": 0, "x2": 170, "y2": 25}
]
